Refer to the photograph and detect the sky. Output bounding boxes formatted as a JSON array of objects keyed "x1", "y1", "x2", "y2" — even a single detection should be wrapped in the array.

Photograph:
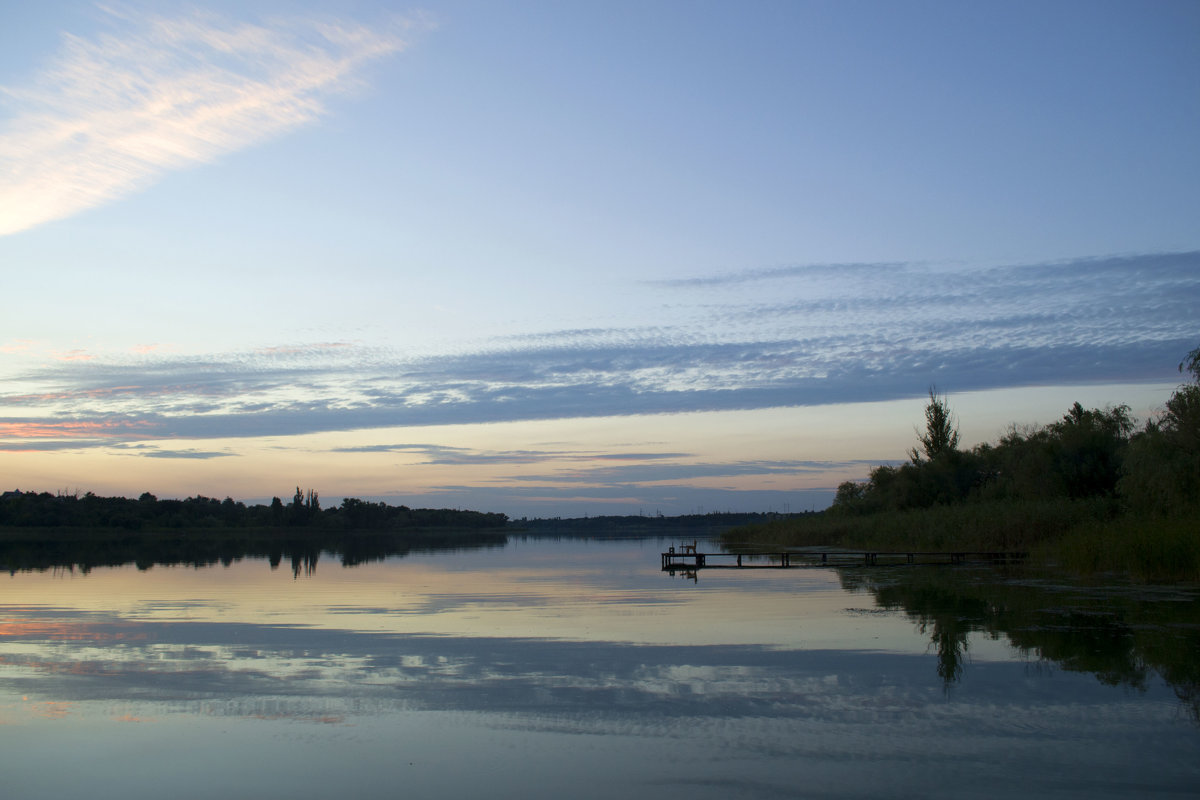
[{"x1": 1, "y1": 0, "x2": 1197, "y2": 517}]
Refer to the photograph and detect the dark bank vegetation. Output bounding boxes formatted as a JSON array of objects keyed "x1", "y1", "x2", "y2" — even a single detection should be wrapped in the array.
[
  {"x1": 0, "y1": 486, "x2": 508, "y2": 532},
  {"x1": 724, "y1": 347, "x2": 1200, "y2": 582}
]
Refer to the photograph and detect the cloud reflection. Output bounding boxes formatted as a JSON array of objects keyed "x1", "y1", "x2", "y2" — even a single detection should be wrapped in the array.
[{"x1": 0, "y1": 605, "x2": 1184, "y2": 731}]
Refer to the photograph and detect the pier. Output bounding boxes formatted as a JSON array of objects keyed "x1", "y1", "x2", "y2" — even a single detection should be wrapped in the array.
[{"x1": 661, "y1": 547, "x2": 1027, "y2": 572}]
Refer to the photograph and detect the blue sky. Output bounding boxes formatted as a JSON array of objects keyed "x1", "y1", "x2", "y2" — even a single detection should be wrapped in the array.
[{"x1": 2, "y1": 1, "x2": 1197, "y2": 516}]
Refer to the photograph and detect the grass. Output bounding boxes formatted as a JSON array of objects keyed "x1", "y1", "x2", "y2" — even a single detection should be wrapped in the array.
[{"x1": 1045, "y1": 515, "x2": 1200, "y2": 582}]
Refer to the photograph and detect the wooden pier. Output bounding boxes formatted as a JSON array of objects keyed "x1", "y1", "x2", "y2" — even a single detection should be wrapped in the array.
[{"x1": 661, "y1": 547, "x2": 1027, "y2": 572}]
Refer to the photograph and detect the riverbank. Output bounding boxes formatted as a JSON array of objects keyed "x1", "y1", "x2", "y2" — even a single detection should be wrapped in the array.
[{"x1": 720, "y1": 500, "x2": 1200, "y2": 583}]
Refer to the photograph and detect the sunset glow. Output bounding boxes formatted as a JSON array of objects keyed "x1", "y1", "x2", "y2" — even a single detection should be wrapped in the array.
[{"x1": 2, "y1": 2, "x2": 1197, "y2": 516}]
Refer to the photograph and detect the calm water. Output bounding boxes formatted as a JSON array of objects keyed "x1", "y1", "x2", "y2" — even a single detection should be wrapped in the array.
[{"x1": 2, "y1": 536, "x2": 1198, "y2": 799}]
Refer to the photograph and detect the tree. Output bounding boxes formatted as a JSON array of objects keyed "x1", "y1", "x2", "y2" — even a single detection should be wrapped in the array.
[
  {"x1": 911, "y1": 387, "x2": 960, "y2": 463},
  {"x1": 1168, "y1": 341, "x2": 1200, "y2": 452},
  {"x1": 1180, "y1": 344, "x2": 1200, "y2": 383},
  {"x1": 289, "y1": 486, "x2": 307, "y2": 525},
  {"x1": 1120, "y1": 345, "x2": 1200, "y2": 514},
  {"x1": 1046, "y1": 402, "x2": 1133, "y2": 498},
  {"x1": 1161, "y1": 384, "x2": 1200, "y2": 451},
  {"x1": 832, "y1": 480, "x2": 868, "y2": 513}
]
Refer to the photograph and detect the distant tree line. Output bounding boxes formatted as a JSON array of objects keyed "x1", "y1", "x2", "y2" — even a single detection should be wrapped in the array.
[
  {"x1": 0, "y1": 486, "x2": 508, "y2": 531},
  {"x1": 515, "y1": 511, "x2": 808, "y2": 537},
  {"x1": 831, "y1": 346, "x2": 1200, "y2": 519}
]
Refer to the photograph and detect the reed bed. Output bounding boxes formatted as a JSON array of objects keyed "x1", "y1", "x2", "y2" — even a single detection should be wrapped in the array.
[{"x1": 723, "y1": 500, "x2": 1199, "y2": 582}]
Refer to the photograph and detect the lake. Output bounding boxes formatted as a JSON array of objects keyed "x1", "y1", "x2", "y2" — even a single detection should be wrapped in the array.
[{"x1": 2, "y1": 535, "x2": 1198, "y2": 799}]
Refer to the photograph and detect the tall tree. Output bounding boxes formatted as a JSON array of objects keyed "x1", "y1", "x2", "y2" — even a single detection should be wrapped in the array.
[{"x1": 910, "y1": 386, "x2": 960, "y2": 463}]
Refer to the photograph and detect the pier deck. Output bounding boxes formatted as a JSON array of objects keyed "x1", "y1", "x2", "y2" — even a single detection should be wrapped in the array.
[{"x1": 661, "y1": 549, "x2": 1027, "y2": 571}]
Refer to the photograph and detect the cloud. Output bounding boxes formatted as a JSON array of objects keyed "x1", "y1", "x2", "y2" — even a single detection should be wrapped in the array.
[
  {"x1": 0, "y1": 7, "x2": 419, "y2": 236},
  {"x1": 0, "y1": 439, "x2": 111, "y2": 453},
  {"x1": 646, "y1": 261, "x2": 909, "y2": 288},
  {"x1": 507, "y1": 459, "x2": 878, "y2": 485},
  {"x1": 109, "y1": 444, "x2": 235, "y2": 459},
  {"x1": 54, "y1": 349, "x2": 95, "y2": 362},
  {"x1": 329, "y1": 443, "x2": 693, "y2": 466},
  {"x1": 0, "y1": 339, "x2": 35, "y2": 354},
  {"x1": 2, "y1": 251, "x2": 1195, "y2": 447},
  {"x1": 386, "y1": 483, "x2": 835, "y2": 516}
]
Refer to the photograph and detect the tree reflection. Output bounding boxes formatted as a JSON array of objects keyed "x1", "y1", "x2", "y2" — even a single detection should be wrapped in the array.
[
  {"x1": 291, "y1": 549, "x2": 320, "y2": 578},
  {"x1": 0, "y1": 529, "x2": 507, "y2": 574},
  {"x1": 840, "y1": 565, "x2": 1200, "y2": 719},
  {"x1": 871, "y1": 578, "x2": 993, "y2": 689}
]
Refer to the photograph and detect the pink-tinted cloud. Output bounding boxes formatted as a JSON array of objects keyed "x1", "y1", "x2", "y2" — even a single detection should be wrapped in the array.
[
  {"x1": 0, "y1": 339, "x2": 35, "y2": 354},
  {"x1": 0, "y1": 419, "x2": 158, "y2": 441},
  {"x1": 54, "y1": 349, "x2": 95, "y2": 362},
  {"x1": 0, "y1": 8, "x2": 422, "y2": 236}
]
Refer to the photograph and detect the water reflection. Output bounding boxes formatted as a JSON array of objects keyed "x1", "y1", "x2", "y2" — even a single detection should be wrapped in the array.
[
  {"x1": 0, "y1": 529, "x2": 507, "y2": 576},
  {"x1": 0, "y1": 602, "x2": 1186, "y2": 728},
  {"x1": 2, "y1": 538, "x2": 1198, "y2": 800},
  {"x1": 838, "y1": 566, "x2": 1200, "y2": 720}
]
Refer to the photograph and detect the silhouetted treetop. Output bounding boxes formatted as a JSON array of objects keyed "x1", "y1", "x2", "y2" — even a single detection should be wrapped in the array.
[{"x1": 910, "y1": 386, "x2": 959, "y2": 464}]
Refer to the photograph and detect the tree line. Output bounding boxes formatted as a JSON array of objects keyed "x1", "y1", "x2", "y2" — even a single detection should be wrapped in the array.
[
  {"x1": 831, "y1": 345, "x2": 1200, "y2": 519},
  {"x1": 0, "y1": 486, "x2": 508, "y2": 531}
]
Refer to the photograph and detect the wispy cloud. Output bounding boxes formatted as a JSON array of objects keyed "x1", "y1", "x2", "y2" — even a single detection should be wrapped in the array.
[
  {"x1": 329, "y1": 443, "x2": 692, "y2": 466},
  {"x1": 422, "y1": 484, "x2": 836, "y2": 514},
  {"x1": 507, "y1": 459, "x2": 881, "y2": 485},
  {"x1": 54, "y1": 349, "x2": 96, "y2": 362},
  {"x1": 0, "y1": 7, "x2": 420, "y2": 236},
  {"x1": 1, "y1": 251, "x2": 1195, "y2": 449},
  {"x1": 646, "y1": 261, "x2": 909, "y2": 288},
  {"x1": 109, "y1": 444, "x2": 235, "y2": 459}
]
